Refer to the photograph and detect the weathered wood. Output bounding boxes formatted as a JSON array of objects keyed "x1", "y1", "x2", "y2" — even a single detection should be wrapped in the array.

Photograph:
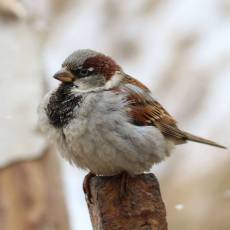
[
  {"x1": 0, "y1": 149, "x2": 70, "y2": 230},
  {"x1": 85, "y1": 173, "x2": 167, "y2": 230}
]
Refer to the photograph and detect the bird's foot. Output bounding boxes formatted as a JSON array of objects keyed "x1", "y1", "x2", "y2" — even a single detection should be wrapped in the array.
[
  {"x1": 83, "y1": 172, "x2": 96, "y2": 204},
  {"x1": 119, "y1": 171, "x2": 130, "y2": 200}
]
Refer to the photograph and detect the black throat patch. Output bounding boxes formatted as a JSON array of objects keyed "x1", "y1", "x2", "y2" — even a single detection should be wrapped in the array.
[{"x1": 46, "y1": 83, "x2": 82, "y2": 128}]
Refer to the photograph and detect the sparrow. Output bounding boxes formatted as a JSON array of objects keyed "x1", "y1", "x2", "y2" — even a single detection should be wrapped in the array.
[{"x1": 38, "y1": 49, "x2": 226, "y2": 177}]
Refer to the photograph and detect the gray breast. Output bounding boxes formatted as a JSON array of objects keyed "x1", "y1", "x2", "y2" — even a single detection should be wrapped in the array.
[{"x1": 46, "y1": 83, "x2": 82, "y2": 128}]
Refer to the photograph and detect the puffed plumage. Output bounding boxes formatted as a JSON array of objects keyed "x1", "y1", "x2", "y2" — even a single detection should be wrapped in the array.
[{"x1": 38, "y1": 49, "x2": 226, "y2": 176}]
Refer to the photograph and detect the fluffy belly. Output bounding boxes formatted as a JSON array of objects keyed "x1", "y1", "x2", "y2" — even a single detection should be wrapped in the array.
[
  {"x1": 61, "y1": 115, "x2": 169, "y2": 176},
  {"x1": 40, "y1": 90, "x2": 171, "y2": 176}
]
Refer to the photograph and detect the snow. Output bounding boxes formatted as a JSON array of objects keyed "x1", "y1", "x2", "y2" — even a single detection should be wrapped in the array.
[{"x1": 175, "y1": 204, "x2": 185, "y2": 211}]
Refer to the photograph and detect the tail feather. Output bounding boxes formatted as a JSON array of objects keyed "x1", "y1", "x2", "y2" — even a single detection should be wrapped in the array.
[{"x1": 183, "y1": 131, "x2": 227, "y2": 149}]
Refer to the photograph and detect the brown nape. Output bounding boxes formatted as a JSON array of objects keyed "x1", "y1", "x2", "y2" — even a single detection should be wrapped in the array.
[{"x1": 83, "y1": 55, "x2": 121, "y2": 80}]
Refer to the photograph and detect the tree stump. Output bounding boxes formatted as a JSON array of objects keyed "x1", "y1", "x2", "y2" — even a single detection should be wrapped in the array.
[{"x1": 84, "y1": 173, "x2": 167, "y2": 230}]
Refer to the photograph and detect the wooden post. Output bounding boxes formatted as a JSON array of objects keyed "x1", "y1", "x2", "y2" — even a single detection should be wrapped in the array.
[
  {"x1": 0, "y1": 149, "x2": 70, "y2": 230},
  {"x1": 84, "y1": 173, "x2": 167, "y2": 230}
]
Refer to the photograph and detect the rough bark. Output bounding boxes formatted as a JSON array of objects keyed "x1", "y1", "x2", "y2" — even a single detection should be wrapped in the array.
[
  {"x1": 0, "y1": 149, "x2": 70, "y2": 230},
  {"x1": 85, "y1": 173, "x2": 167, "y2": 230}
]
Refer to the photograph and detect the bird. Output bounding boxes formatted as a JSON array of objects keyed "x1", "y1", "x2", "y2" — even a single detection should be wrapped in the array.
[{"x1": 38, "y1": 49, "x2": 226, "y2": 178}]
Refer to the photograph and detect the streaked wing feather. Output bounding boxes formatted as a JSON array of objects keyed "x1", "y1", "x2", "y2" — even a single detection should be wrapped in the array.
[
  {"x1": 122, "y1": 74, "x2": 150, "y2": 92},
  {"x1": 121, "y1": 75, "x2": 186, "y2": 143}
]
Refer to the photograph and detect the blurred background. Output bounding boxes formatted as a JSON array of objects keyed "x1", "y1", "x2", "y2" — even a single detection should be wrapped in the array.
[{"x1": 0, "y1": 0, "x2": 229, "y2": 229}]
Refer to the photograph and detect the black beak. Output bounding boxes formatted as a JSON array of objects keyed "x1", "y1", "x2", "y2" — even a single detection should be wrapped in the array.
[{"x1": 53, "y1": 68, "x2": 75, "y2": 83}]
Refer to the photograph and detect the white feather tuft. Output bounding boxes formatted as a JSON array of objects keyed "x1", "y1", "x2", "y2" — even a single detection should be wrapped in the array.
[{"x1": 105, "y1": 72, "x2": 123, "y2": 89}]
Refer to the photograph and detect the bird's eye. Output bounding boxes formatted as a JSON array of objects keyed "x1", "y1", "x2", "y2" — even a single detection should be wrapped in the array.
[
  {"x1": 79, "y1": 68, "x2": 89, "y2": 77},
  {"x1": 71, "y1": 68, "x2": 94, "y2": 78},
  {"x1": 71, "y1": 67, "x2": 94, "y2": 78}
]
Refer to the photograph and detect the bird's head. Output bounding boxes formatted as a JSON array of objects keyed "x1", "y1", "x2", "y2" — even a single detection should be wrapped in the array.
[{"x1": 53, "y1": 49, "x2": 123, "y2": 91}]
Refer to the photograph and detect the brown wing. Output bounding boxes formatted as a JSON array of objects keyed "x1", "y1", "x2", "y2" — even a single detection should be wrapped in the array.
[
  {"x1": 114, "y1": 74, "x2": 226, "y2": 148},
  {"x1": 120, "y1": 75, "x2": 186, "y2": 144}
]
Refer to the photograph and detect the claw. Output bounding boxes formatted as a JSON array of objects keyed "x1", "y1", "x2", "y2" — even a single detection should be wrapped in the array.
[
  {"x1": 119, "y1": 171, "x2": 130, "y2": 199},
  {"x1": 83, "y1": 172, "x2": 96, "y2": 204}
]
